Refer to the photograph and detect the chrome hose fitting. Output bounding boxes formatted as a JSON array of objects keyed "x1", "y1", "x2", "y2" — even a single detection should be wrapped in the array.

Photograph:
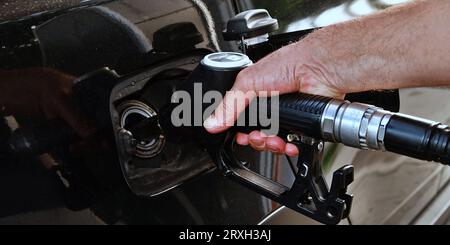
[{"x1": 321, "y1": 100, "x2": 393, "y2": 151}]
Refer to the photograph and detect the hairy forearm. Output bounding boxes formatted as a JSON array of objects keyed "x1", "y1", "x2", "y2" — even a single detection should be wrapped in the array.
[{"x1": 301, "y1": 0, "x2": 450, "y2": 93}]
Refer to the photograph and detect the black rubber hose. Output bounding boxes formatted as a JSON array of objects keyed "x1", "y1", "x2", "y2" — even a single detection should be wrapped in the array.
[
  {"x1": 277, "y1": 93, "x2": 332, "y2": 138},
  {"x1": 232, "y1": 93, "x2": 331, "y2": 137},
  {"x1": 384, "y1": 114, "x2": 450, "y2": 165}
]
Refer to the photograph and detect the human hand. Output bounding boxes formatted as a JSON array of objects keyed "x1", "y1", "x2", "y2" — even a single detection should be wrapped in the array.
[
  {"x1": 203, "y1": 38, "x2": 345, "y2": 156},
  {"x1": 203, "y1": 0, "x2": 450, "y2": 156}
]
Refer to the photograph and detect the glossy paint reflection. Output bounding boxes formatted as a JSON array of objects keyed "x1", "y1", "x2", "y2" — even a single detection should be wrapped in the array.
[
  {"x1": 245, "y1": 0, "x2": 412, "y2": 32},
  {"x1": 0, "y1": 0, "x2": 273, "y2": 224}
]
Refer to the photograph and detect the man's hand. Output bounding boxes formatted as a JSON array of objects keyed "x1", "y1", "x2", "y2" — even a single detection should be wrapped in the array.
[
  {"x1": 204, "y1": 0, "x2": 450, "y2": 156},
  {"x1": 203, "y1": 40, "x2": 345, "y2": 156}
]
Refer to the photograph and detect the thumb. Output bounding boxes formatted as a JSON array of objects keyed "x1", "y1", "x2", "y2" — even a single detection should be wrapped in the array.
[{"x1": 204, "y1": 80, "x2": 255, "y2": 134}]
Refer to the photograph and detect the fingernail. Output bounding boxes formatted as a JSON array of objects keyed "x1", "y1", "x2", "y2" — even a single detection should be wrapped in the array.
[{"x1": 204, "y1": 116, "x2": 218, "y2": 129}]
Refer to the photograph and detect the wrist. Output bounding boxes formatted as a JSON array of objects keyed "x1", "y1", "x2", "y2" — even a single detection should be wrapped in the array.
[
  {"x1": 292, "y1": 30, "x2": 350, "y2": 97},
  {"x1": 299, "y1": 17, "x2": 404, "y2": 95},
  {"x1": 299, "y1": 0, "x2": 447, "y2": 94}
]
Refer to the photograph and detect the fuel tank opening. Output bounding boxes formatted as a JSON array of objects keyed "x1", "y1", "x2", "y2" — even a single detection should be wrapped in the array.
[{"x1": 118, "y1": 100, "x2": 165, "y2": 159}]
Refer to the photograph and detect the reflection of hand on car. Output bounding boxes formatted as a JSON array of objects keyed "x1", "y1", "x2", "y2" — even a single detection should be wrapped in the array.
[{"x1": 0, "y1": 68, "x2": 93, "y2": 138}]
